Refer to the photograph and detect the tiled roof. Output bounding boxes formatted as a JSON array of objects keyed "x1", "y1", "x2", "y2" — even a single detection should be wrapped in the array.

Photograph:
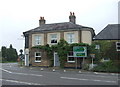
[
  {"x1": 23, "y1": 22, "x2": 95, "y2": 36},
  {"x1": 94, "y1": 24, "x2": 120, "y2": 40}
]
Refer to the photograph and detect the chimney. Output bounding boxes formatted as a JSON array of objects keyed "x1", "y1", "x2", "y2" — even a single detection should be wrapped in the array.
[
  {"x1": 69, "y1": 12, "x2": 76, "y2": 24},
  {"x1": 39, "y1": 17, "x2": 46, "y2": 26}
]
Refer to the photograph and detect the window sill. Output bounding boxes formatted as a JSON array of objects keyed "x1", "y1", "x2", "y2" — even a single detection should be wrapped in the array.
[
  {"x1": 67, "y1": 61, "x2": 75, "y2": 63},
  {"x1": 35, "y1": 61, "x2": 41, "y2": 63}
]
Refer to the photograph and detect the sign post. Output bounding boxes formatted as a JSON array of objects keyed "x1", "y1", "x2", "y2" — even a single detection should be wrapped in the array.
[
  {"x1": 73, "y1": 46, "x2": 87, "y2": 69},
  {"x1": 90, "y1": 54, "x2": 95, "y2": 68}
]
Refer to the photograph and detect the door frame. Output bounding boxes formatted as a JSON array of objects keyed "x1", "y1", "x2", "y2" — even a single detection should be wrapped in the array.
[{"x1": 54, "y1": 52, "x2": 60, "y2": 67}]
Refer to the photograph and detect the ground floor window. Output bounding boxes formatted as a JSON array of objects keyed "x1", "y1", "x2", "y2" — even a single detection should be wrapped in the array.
[
  {"x1": 67, "y1": 51, "x2": 75, "y2": 63},
  {"x1": 35, "y1": 52, "x2": 41, "y2": 62}
]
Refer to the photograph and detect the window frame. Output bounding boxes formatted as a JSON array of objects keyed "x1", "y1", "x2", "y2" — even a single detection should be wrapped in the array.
[
  {"x1": 67, "y1": 33, "x2": 74, "y2": 44},
  {"x1": 67, "y1": 51, "x2": 75, "y2": 63},
  {"x1": 34, "y1": 35, "x2": 41, "y2": 46},
  {"x1": 50, "y1": 34, "x2": 57, "y2": 44},
  {"x1": 116, "y1": 42, "x2": 120, "y2": 51},
  {"x1": 35, "y1": 52, "x2": 41, "y2": 62}
]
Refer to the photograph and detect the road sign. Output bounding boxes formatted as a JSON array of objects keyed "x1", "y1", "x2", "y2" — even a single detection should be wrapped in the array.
[{"x1": 73, "y1": 46, "x2": 87, "y2": 57}]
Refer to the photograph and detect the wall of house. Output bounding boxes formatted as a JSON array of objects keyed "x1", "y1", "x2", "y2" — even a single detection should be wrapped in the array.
[
  {"x1": 64, "y1": 58, "x2": 83, "y2": 68},
  {"x1": 27, "y1": 30, "x2": 92, "y2": 67},
  {"x1": 29, "y1": 48, "x2": 51, "y2": 67},
  {"x1": 81, "y1": 30, "x2": 92, "y2": 45}
]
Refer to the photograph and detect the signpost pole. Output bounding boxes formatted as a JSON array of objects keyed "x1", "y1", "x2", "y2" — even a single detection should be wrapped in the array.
[
  {"x1": 83, "y1": 57, "x2": 84, "y2": 68},
  {"x1": 76, "y1": 57, "x2": 77, "y2": 69},
  {"x1": 92, "y1": 57, "x2": 93, "y2": 68}
]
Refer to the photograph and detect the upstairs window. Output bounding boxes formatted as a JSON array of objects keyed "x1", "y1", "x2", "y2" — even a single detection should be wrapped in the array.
[
  {"x1": 34, "y1": 35, "x2": 41, "y2": 45},
  {"x1": 67, "y1": 33, "x2": 74, "y2": 44},
  {"x1": 35, "y1": 52, "x2": 41, "y2": 62},
  {"x1": 50, "y1": 34, "x2": 57, "y2": 44},
  {"x1": 116, "y1": 42, "x2": 120, "y2": 51},
  {"x1": 67, "y1": 51, "x2": 75, "y2": 63}
]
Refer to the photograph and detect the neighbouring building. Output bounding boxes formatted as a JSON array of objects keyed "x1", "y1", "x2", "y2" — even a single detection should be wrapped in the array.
[
  {"x1": 93, "y1": 24, "x2": 120, "y2": 62},
  {"x1": 23, "y1": 12, "x2": 95, "y2": 68}
]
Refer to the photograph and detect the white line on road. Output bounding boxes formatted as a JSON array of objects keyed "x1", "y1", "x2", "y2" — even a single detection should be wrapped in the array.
[
  {"x1": 0, "y1": 68, "x2": 12, "y2": 73},
  {"x1": 0, "y1": 68, "x2": 43, "y2": 77},
  {"x1": 60, "y1": 77, "x2": 117, "y2": 83},
  {"x1": 0, "y1": 79, "x2": 43, "y2": 85}
]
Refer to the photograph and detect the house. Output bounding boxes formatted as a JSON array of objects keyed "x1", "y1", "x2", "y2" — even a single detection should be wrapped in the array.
[
  {"x1": 93, "y1": 24, "x2": 120, "y2": 62},
  {"x1": 23, "y1": 12, "x2": 95, "y2": 68}
]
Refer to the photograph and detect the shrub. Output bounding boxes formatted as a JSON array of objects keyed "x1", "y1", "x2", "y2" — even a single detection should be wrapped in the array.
[{"x1": 92, "y1": 60, "x2": 120, "y2": 73}]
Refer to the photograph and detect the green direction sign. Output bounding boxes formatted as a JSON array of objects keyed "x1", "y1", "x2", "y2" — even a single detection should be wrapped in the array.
[{"x1": 73, "y1": 46, "x2": 87, "y2": 57}]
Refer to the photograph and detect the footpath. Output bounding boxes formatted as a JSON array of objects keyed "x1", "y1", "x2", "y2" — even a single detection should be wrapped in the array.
[{"x1": 19, "y1": 65, "x2": 119, "y2": 76}]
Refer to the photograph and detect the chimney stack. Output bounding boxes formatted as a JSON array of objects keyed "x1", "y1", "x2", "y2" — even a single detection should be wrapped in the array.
[
  {"x1": 69, "y1": 12, "x2": 76, "y2": 24},
  {"x1": 39, "y1": 16, "x2": 46, "y2": 26}
]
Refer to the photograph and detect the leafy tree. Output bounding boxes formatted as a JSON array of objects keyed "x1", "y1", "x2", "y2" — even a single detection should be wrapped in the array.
[
  {"x1": 1, "y1": 44, "x2": 18, "y2": 62},
  {"x1": 1, "y1": 46, "x2": 7, "y2": 61}
]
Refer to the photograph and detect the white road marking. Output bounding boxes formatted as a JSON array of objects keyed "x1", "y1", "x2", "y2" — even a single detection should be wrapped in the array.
[
  {"x1": 94, "y1": 72, "x2": 118, "y2": 76},
  {"x1": 0, "y1": 79, "x2": 43, "y2": 85},
  {"x1": 12, "y1": 72, "x2": 43, "y2": 77},
  {"x1": 0, "y1": 68, "x2": 42, "y2": 77},
  {"x1": 60, "y1": 77, "x2": 117, "y2": 83},
  {"x1": 0, "y1": 68, "x2": 12, "y2": 73}
]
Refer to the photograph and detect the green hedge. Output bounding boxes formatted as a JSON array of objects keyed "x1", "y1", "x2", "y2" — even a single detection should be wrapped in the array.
[{"x1": 92, "y1": 61, "x2": 120, "y2": 73}]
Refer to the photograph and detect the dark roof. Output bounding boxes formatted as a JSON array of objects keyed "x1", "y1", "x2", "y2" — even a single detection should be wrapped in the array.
[
  {"x1": 23, "y1": 22, "x2": 95, "y2": 36},
  {"x1": 94, "y1": 24, "x2": 120, "y2": 40}
]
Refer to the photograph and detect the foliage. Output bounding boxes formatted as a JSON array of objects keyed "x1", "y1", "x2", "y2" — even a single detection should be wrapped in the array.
[
  {"x1": 92, "y1": 60, "x2": 120, "y2": 73},
  {"x1": 89, "y1": 40, "x2": 119, "y2": 64},
  {"x1": 57, "y1": 39, "x2": 69, "y2": 68},
  {"x1": 1, "y1": 44, "x2": 18, "y2": 62},
  {"x1": 32, "y1": 39, "x2": 90, "y2": 68}
]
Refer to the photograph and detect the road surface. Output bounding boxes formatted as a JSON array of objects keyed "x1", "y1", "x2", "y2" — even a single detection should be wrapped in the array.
[{"x1": 1, "y1": 63, "x2": 119, "y2": 86}]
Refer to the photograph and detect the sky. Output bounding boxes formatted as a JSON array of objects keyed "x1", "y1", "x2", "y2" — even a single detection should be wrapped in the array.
[{"x1": 0, "y1": 0, "x2": 119, "y2": 53}]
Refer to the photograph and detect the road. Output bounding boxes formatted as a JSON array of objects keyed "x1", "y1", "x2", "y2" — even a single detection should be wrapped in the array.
[{"x1": 1, "y1": 63, "x2": 119, "y2": 86}]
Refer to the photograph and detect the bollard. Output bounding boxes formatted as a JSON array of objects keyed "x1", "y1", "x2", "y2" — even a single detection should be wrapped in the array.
[
  {"x1": 79, "y1": 71, "x2": 82, "y2": 73},
  {"x1": 53, "y1": 69, "x2": 55, "y2": 72},
  {"x1": 41, "y1": 68, "x2": 43, "y2": 71},
  {"x1": 64, "y1": 70, "x2": 66, "y2": 72}
]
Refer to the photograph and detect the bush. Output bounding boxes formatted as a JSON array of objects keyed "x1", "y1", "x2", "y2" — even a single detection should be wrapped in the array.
[{"x1": 92, "y1": 60, "x2": 120, "y2": 73}]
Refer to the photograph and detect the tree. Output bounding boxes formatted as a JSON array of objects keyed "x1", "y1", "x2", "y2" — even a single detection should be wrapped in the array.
[
  {"x1": 1, "y1": 44, "x2": 18, "y2": 62},
  {"x1": 1, "y1": 46, "x2": 7, "y2": 61},
  {"x1": 7, "y1": 44, "x2": 18, "y2": 62}
]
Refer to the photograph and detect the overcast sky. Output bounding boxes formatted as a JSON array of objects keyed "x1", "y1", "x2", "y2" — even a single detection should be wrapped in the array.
[{"x1": 0, "y1": 0, "x2": 119, "y2": 53}]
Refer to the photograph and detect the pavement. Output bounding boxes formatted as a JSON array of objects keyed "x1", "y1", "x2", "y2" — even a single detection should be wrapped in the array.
[{"x1": 18, "y1": 65, "x2": 119, "y2": 76}]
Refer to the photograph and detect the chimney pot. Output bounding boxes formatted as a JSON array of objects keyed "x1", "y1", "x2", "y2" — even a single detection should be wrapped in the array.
[
  {"x1": 69, "y1": 12, "x2": 76, "y2": 24},
  {"x1": 39, "y1": 16, "x2": 46, "y2": 26}
]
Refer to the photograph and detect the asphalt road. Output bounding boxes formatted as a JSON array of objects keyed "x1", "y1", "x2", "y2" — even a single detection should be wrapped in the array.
[{"x1": 1, "y1": 63, "x2": 119, "y2": 86}]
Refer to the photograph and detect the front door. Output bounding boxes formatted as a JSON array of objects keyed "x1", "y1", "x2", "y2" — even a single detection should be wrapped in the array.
[{"x1": 54, "y1": 52, "x2": 60, "y2": 67}]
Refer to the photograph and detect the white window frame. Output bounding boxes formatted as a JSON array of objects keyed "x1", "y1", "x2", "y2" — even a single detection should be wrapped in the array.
[
  {"x1": 67, "y1": 33, "x2": 74, "y2": 44},
  {"x1": 50, "y1": 34, "x2": 57, "y2": 44},
  {"x1": 34, "y1": 35, "x2": 41, "y2": 45},
  {"x1": 35, "y1": 52, "x2": 41, "y2": 62},
  {"x1": 67, "y1": 51, "x2": 75, "y2": 63},
  {"x1": 116, "y1": 42, "x2": 120, "y2": 51}
]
